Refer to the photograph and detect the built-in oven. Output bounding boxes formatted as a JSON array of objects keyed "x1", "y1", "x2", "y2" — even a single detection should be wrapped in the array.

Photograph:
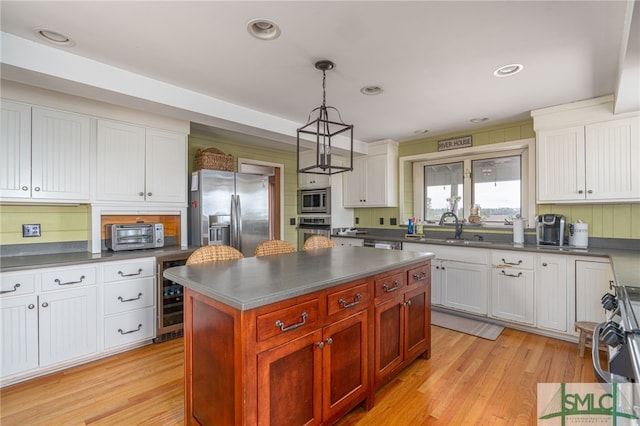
[
  {"x1": 298, "y1": 188, "x2": 330, "y2": 214},
  {"x1": 297, "y1": 215, "x2": 331, "y2": 249}
]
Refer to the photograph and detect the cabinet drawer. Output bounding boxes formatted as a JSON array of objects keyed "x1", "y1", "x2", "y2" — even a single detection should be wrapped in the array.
[
  {"x1": 407, "y1": 265, "x2": 429, "y2": 288},
  {"x1": 104, "y1": 277, "x2": 155, "y2": 315},
  {"x1": 374, "y1": 272, "x2": 405, "y2": 300},
  {"x1": 327, "y1": 282, "x2": 370, "y2": 316},
  {"x1": 41, "y1": 266, "x2": 97, "y2": 291},
  {"x1": 104, "y1": 307, "x2": 155, "y2": 350},
  {"x1": 256, "y1": 299, "x2": 320, "y2": 342},
  {"x1": 104, "y1": 258, "x2": 155, "y2": 283},
  {"x1": 0, "y1": 272, "x2": 36, "y2": 298},
  {"x1": 492, "y1": 251, "x2": 535, "y2": 270}
]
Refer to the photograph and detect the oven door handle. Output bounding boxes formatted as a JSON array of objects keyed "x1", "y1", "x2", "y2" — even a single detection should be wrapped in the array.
[{"x1": 592, "y1": 322, "x2": 612, "y2": 383}]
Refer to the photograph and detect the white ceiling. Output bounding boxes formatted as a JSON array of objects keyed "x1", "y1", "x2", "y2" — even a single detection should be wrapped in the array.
[{"x1": 1, "y1": 1, "x2": 638, "y2": 154}]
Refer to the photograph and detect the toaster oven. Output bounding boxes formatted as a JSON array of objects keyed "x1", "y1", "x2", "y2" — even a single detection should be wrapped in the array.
[{"x1": 105, "y1": 223, "x2": 164, "y2": 251}]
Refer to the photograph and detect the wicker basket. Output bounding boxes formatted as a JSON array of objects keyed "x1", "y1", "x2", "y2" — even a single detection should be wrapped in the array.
[{"x1": 195, "y1": 148, "x2": 233, "y2": 171}]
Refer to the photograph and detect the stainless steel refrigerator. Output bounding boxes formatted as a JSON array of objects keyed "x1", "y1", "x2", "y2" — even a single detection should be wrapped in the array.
[{"x1": 189, "y1": 169, "x2": 270, "y2": 257}]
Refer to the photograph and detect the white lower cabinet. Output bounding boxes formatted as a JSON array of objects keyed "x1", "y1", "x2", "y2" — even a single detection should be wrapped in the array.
[
  {"x1": 0, "y1": 295, "x2": 39, "y2": 377},
  {"x1": 575, "y1": 260, "x2": 614, "y2": 323},
  {"x1": 490, "y1": 251, "x2": 535, "y2": 325},
  {"x1": 331, "y1": 237, "x2": 364, "y2": 247},
  {"x1": 535, "y1": 254, "x2": 568, "y2": 332},
  {"x1": 1, "y1": 258, "x2": 157, "y2": 385},
  {"x1": 102, "y1": 258, "x2": 156, "y2": 351}
]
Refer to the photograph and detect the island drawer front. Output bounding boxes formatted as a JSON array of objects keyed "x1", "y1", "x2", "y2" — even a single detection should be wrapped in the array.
[
  {"x1": 374, "y1": 272, "x2": 406, "y2": 300},
  {"x1": 41, "y1": 266, "x2": 97, "y2": 291},
  {"x1": 407, "y1": 265, "x2": 430, "y2": 289},
  {"x1": 327, "y1": 282, "x2": 370, "y2": 316},
  {"x1": 103, "y1": 258, "x2": 155, "y2": 282},
  {"x1": 0, "y1": 272, "x2": 36, "y2": 298},
  {"x1": 256, "y1": 299, "x2": 320, "y2": 342},
  {"x1": 491, "y1": 251, "x2": 535, "y2": 270},
  {"x1": 104, "y1": 307, "x2": 155, "y2": 349},
  {"x1": 104, "y1": 277, "x2": 155, "y2": 315}
]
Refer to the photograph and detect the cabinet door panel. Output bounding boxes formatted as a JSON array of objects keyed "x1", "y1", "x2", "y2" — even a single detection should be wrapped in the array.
[
  {"x1": 323, "y1": 311, "x2": 367, "y2": 419},
  {"x1": 0, "y1": 100, "x2": 31, "y2": 198},
  {"x1": 31, "y1": 108, "x2": 92, "y2": 200},
  {"x1": 363, "y1": 155, "x2": 387, "y2": 206},
  {"x1": 145, "y1": 129, "x2": 187, "y2": 203},
  {"x1": 257, "y1": 330, "x2": 323, "y2": 426},
  {"x1": 405, "y1": 287, "x2": 429, "y2": 360},
  {"x1": 576, "y1": 261, "x2": 613, "y2": 323},
  {"x1": 442, "y1": 261, "x2": 488, "y2": 315},
  {"x1": 536, "y1": 255, "x2": 568, "y2": 332},
  {"x1": 374, "y1": 294, "x2": 404, "y2": 383},
  {"x1": 537, "y1": 127, "x2": 585, "y2": 202},
  {"x1": 39, "y1": 287, "x2": 97, "y2": 367},
  {"x1": 585, "y1": 117, "x2": 640, "y2": 200},
  {"x1": 96, "y1": 120, "x2": 146, "y2": 201},
  {"x1": 0, "y1": 295, "x2": 38, "y2": 376},
  {"x1": 491, "y1": 268, "x2": 534, "y2": 324}
]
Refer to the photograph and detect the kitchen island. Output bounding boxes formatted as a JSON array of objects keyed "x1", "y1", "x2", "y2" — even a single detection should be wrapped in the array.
[{"x1": 163, "y1": 246, "x2": 434, "y2": 425}]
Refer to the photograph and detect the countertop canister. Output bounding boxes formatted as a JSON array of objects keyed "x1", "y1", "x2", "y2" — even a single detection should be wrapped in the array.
[{"x1": 513, "y1": 218, "x2": 525, "y2": 244}]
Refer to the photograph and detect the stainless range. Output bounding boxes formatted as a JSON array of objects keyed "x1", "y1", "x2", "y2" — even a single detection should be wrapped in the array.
[{"x1": 297, "y1": 215, "x2": 331, "y2": 249}]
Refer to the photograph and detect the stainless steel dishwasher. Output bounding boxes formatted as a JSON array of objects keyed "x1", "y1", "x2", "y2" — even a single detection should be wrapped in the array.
[{"x1": 363, "y1": 240, "x2": 402, "y2": 250}]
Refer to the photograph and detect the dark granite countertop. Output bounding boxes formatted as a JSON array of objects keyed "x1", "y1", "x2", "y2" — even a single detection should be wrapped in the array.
[
  {"x1": 163, "y1": 246, "x2": 434, "y2": 311},
  {"x1": 0, "y1": 246, "x2": 197, "y2": 272}
]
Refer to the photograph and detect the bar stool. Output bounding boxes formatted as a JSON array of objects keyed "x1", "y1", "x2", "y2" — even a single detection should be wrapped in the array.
[
  {"x1": 303, "y1": 236, "x2": 336, "y2": 250},
  {"x1": 254, "y1": 240, "x2": 296, "y2": 257},
  {"x1": 186, "y1": 245, "x2": 244, "y2": 265},
  {"x1": 574, "y1": 321, "x2": 601, "y2": 358}
]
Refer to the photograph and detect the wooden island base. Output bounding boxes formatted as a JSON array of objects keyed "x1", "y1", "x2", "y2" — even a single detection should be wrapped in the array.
[{"x1": 182, "y1": 260, "x2": 431, "y2": 425}]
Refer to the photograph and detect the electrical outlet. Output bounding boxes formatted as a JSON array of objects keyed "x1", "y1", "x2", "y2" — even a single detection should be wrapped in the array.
[
  {"x1": 379, "y1": 217, "x2": 384, "y2": 225},
  {"x1": 390, "y1": 218, "x2": 397, "y2": 226},
  {"x1": 355, "y1": 217, "x2": 359, "y2": 225},
  {"x1": 22, "y1": 224, "x2": 41, "y2": 237},
  {"x1": 290, "y1": 217, "x2": 296, "y2": 226}
]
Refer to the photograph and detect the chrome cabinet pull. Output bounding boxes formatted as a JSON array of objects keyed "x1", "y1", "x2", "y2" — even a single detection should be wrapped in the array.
[
  {"x1": 501, "y1": 258, "x2": 522, "y2": 266},
  {"x1": 382, "y1": 281, "x2": 400, "y2": 293},
  {"x1": 316, "y1": 341, "x2": 324, "y2": 349},
  {"x1": 55, "y1": 275, "x2": 85, "y2": 286},
  {"x1": 0, "y1": 283, "x2": 21, "y2": 294},
  {"x1": 138, "y1": 192, "x2": 144, "y2": 196},
  {"x1": 275, "y1": 312, "x2": 308, "y2": 332},
  {"x1": 118, "y1": 324, "x2": 142, "y2": 335},
  {"x1": 118, "y1": 268, "x2": 143, "y2": 277},
  {"x1": 339, "y1": 293, "x2": 362, "y2": 309},
  {"x1": 578, "y1": 189, "x2": 584, "y2": 194},
  {"x1": 118, "y1": 293, "x2": 143, "y2": 303},
  {"x1": 42, "y1": 302, "x2": 49, "y2": 308},
  {"x1": 587, "y1": 189, "x2": 593, "y2": 194},
  {"x1": 501, "y1": 270, "x2": 523, "y2": 278},
  {"x1": 147, "y1": 192, "x2": 152, "y2": 196},
  {"x1": 412, "y1": 271, "x2": 427, "y2": 281},
  {"x1": 325, "y1": 337, "x2": 333, "y2": 345},
  {"x1": 403, "y1": 300, "x2": 413, "y2": 307},
  {"x1": 34, "y1": 187, "x2": 40, "y2": 191},
  {"x1": 21, "y1": 186, "x2": 28, "y2": 191},
  {"x1": 542, "y1": 262, "x2": 548, "y2": 267},
  {"x1": 28, "y1": 304, "x2": 35, "y2": 309}
]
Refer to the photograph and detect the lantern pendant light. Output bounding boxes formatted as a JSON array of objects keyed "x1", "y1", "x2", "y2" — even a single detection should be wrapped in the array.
[{"x1": 297, "y1": 60, "x2": 353, "y2": 175}]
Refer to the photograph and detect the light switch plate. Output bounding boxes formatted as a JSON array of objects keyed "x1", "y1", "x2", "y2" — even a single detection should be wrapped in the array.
[{"x1": 22, "y1": 224, "x2": 41, "y2": 237}]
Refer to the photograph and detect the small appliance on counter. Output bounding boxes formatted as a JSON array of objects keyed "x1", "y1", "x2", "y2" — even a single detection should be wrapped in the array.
[
  {"x1": 535, "y1": 214, "x2": 565, "y2": 246},
  {"x1": 569, "y1": 220, "x2": 589, "y2": 248},
  {"x1": 105, "y1": 223, "x2": 164, "y2": 251}
]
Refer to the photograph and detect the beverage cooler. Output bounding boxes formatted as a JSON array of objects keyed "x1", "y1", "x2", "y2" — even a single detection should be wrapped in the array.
[{"x1": 155, "y1": 252, "x2": 191, "y2": 342}]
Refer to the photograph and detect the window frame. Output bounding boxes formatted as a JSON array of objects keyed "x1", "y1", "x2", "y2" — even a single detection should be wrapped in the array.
[{"x1": 402, "y1": 138, "x2": 535, "y2": 229}]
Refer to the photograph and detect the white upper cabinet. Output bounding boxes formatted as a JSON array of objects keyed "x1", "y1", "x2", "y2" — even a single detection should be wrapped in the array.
[
  {"x1": 343, "y1": 140, "x2": 398, "y2": 207},
  {"x1": 298, "y1": 150, "x2": 331, "y2": 189},
  {"x1": 1, "y1": 102, "x2": 93, "y2": 201},
  {"x1": 533, "y1": 96, "x2": 640, "y2": 203},
  {"x1": 96, "y1": 120, "x2": 187, "y2": 204}
]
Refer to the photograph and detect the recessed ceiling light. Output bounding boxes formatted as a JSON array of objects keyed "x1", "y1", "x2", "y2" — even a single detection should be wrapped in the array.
[
  {"x1": 470, "y1": 117, "x2": 489, "y2": 123},
  {"x1": 493, "y1": 64, "x2": 523, "y2": 77},
  {"x1": 414, "y1": 129, "x2": 430, "y2": 134},
  {"x1": 360, "y1": 86, "x2": 383, "y2": 95},
  {"x1": 33, "y1": 27, "x2": 75, "y2": 47},
  {"x1": 247, "y1": 19, "x2": 281, "y2": 40}
]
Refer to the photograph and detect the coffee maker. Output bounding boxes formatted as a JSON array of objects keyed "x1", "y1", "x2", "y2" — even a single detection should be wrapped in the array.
[{"x1": 535, "y1": 214, "x2": 566, "y2": 246}]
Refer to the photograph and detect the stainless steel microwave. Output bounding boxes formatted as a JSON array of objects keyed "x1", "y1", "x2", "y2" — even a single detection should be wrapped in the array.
[
  {"x1": 105, "y1": 223, "x2": 164, "y2": 251},
  {"x1": 298, "y1": 188, "x2": 330, "y2": 214}
]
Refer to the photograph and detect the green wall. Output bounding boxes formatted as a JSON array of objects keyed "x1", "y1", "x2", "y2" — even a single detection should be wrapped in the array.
[
  {"x1": 189, "y1": 133, "x2": 299, "y2": 246},
  {"x1": 355, "y1": 119, "x2": 640, "y2": 240},
  {"x1": 0, "y1": 204, "x2": 90, "y2": 245}
]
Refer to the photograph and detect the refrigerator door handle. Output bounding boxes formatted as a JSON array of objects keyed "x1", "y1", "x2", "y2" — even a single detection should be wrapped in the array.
[
  {"x1": 236, "y1": 195, "x2": 242, "y2": 253},
  {"x1": 230, "y1": 195, "x2": 237, "y2": 248}
]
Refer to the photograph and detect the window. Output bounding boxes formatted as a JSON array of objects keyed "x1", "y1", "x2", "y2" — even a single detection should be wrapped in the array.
[{"x1": 416, "y1": 147, "x2": 529, "y2": 225}]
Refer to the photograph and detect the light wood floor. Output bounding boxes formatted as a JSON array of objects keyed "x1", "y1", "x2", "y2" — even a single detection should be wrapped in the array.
[{"x1": 0, "y1": 326, "x2": 600, "y2": 425}]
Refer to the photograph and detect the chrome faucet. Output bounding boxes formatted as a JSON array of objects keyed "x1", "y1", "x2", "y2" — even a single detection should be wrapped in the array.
[{"x1": 439, "y1": 211, "x2": 464, "y2": 239}]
